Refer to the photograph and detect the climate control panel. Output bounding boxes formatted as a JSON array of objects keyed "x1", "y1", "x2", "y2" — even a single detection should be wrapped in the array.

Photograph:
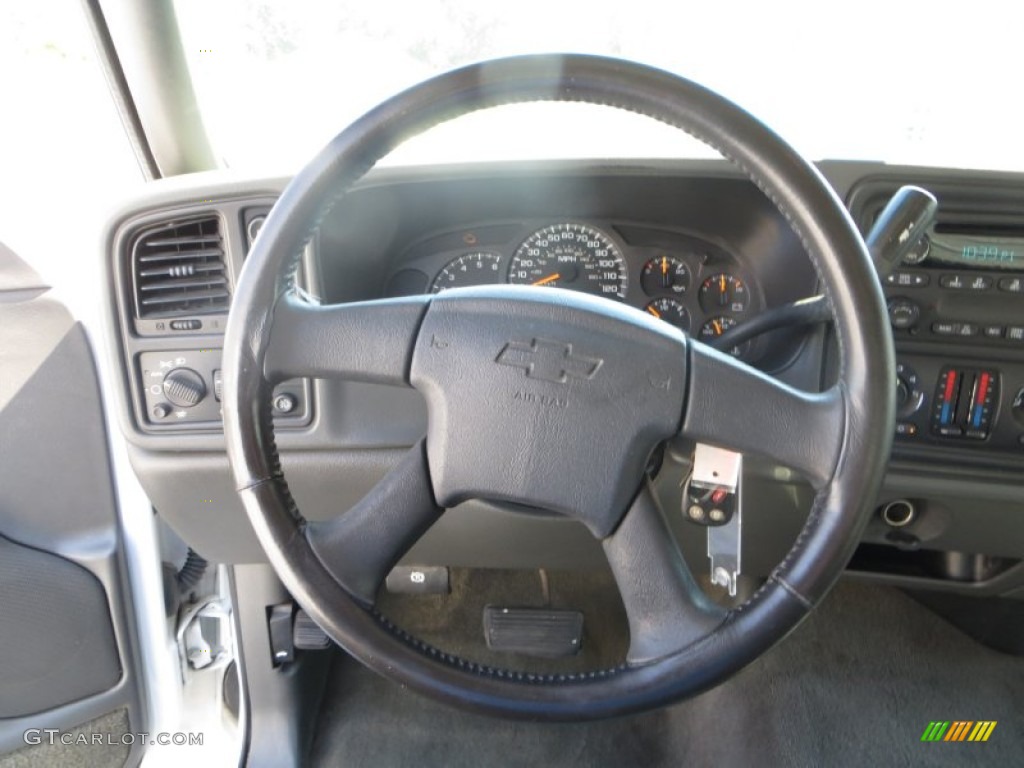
[
  {"x1": 931, "y1": 367, "x2": 999, "y2": 439},
  {"x1": 893, "y1": 355, "x2": 1024, "y2": 455},
  {"x1": 138, "y1": 349, "x2": 310, "y2": 430}
]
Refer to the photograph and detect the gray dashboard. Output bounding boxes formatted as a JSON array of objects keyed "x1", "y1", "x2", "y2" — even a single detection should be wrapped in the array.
[{"x1": 100, "y1": 159, "x2": 1024, "y2": 598}]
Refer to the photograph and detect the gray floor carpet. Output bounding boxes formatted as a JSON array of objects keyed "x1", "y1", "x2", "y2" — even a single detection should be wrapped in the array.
[
  {"x1": 310, "y1": 581, "x2": 1023, "y2": 767},
  {"x1": 0, "y1": 709, "x2": 130, "y2": 768},
  {"x1": 375, "y1": 567, "x2": 631, "y2": 675}
]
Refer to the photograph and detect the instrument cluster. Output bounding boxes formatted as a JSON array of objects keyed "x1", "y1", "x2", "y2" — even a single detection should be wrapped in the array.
[{"x1": 390, "y1": 220, "x2": 762, "y2": 359}]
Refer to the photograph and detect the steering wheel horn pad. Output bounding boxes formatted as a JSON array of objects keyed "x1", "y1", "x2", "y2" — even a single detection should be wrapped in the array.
[
  {"x1": 412, "y1": 286, "x2": 687, "y2": 538},
  {"x1": 222, "y1": 54, "x2": 894, "y2": 719}
]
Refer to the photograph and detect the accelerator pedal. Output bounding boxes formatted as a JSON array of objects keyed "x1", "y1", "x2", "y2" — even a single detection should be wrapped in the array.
[{"x1": 483, "y1": 607, "x2": 584, "y2": 658}]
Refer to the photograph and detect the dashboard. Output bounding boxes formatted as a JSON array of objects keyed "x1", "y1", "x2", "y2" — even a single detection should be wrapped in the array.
[{"x1": 100, "y1": 159, "x2": 1024, "y2": 598}]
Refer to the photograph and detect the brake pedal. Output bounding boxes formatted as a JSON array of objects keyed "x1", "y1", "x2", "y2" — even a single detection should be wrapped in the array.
[{"x1": 483, "y1": 607, "x2": 583, "y2": 658}]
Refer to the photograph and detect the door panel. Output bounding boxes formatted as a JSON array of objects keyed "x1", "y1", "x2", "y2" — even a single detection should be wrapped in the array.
[
  {"x1": 0, "y1": 536, "x2": 121, "y2": 717},
  {"x1": 0, "y1": 242, "x2": 145, "y2": 766}
]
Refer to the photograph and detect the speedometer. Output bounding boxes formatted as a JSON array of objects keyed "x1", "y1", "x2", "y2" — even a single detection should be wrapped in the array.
[{"x1": 508, "y1": 223, "x2": 627, "y2": 300}]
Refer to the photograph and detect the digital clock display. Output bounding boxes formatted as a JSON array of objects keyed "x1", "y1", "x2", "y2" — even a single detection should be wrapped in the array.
[
  {"x1": 961, "y1": 244, "x2": 1015, "y2": 263},
  {"x1": 927, "y1": 231, "x2": 1022, "y2": 271}
]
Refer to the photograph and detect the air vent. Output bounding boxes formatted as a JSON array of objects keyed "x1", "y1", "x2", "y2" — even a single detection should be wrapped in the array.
[{"x1": 131, "y1": 216, "x2": 229, "y2": 318}]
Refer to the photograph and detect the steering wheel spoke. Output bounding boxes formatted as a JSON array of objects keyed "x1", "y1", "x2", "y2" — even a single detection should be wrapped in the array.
[
  {"x1": 604, "y1": 481, "x2": 726, "y2": 666},
  {"x1": 305, "y1": 440, "x2": 442, "y2": 607},
  {"x1": 263, "y1": 291, "x2": 429, "y2": 385},
  {"x1": 682, "y1": 341, "x2": 846, "y2": 489}
]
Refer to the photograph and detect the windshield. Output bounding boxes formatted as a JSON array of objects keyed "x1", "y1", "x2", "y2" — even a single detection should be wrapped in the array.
[
  {"x1": 2, "y1": 2, "x2": 141, "y2": 323},
  {"x1": 174, "y1": 0, "x2": 1024, "y2": 173}
]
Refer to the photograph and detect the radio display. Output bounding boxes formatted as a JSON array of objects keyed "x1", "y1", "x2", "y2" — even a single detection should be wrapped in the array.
[{"x1": 927, "y1": 231, "x2": 1022, "y2": 270}]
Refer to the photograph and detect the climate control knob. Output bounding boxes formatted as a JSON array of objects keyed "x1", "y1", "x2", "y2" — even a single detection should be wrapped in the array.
[
  {"x1": 162, "y1": 367, "x2": 207, "y2": 408},
  {"x1": 895, "y1": 362, "x2": 924, "y2": 417},
  {"x1": 896, "y1": 378, "x2": 910, "y2": 408}
]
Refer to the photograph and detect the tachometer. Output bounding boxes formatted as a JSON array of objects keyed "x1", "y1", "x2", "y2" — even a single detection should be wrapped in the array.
[
  {"x1": 508, "y1": 223, "x2": 627, "y2": 299},
  {"x1": 430, "y1": 251, "x2": 502, "y2": 293}
]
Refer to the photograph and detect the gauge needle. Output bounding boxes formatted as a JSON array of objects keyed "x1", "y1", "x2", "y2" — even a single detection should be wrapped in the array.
[
  {"x1": 713, "y1": 319, "x2": 723, "y2": 335},
  {"x1": 532, "y1": 273, "x2": 560, "y2": 286},
  {"x1": 647, "y1": 306, "x2": 661, "y2": 319}
]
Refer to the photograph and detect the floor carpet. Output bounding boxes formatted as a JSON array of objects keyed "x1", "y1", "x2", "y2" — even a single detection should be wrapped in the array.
[{"x1": 310, "y1": 580, "x2": 1023, "y2": 767}]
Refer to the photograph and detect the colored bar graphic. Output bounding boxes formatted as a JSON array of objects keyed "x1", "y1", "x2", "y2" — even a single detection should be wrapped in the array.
[
  {"x1": 945, "y1": 721, "x2": 972, "y2": 741},
  {"x1": 970, "y1": 722, "x2": 997, "y2": 742},
  {"x1": 922, "y1": 720, "x2": 996, "y2": 742},
  {"x1": 921, "y1": 721, "x2": 950, "y2": 741},
  {"x1": 973, "y1": 372, "x2": 991, "y2": 427},
  {"x1": 941, "y1": 371, "x2": 958, "y2": 425}
]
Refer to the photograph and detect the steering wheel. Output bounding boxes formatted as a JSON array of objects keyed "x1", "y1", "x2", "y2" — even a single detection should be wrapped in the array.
[{"x1": 222, "y1": 54, "x2": 894, "y2": 720}]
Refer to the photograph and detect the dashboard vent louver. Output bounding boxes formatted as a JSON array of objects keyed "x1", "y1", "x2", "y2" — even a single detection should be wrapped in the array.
[{"x1": 131, "y1": 216, "x2": 229, "y2": 318}]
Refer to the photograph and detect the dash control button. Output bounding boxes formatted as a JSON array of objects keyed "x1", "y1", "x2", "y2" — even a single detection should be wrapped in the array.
[
  {"x1": 983, "y1": 325, "x2": 1004, "y2": 339},
  {"x1": 939, "y1": 274, "x2": 966, "y2": 289},
  {"x1": 1008, "y1": 327, "x2": 1024, "y2": 342},
  {"x1": 998, "y1": 276, "x2": 1023, "y2": 293},
  {"x1": 967, "y1": 275, "x2": 993, "y2": 291},
  {"x1": 932, "y1": 322, "x2": 977, "y2": 337},
  {"x1": 273, "y1": 393, "x2": 297, "y2": 414},
  {"x1": 886, "y1": 271, "x2": 929, "y2": 288},
  {"x1": 213, "y1": 369, "x2": 223, "y2": 401},
  {"x1": 887, "y1": 298, "x2": 920, "y2": 329}
]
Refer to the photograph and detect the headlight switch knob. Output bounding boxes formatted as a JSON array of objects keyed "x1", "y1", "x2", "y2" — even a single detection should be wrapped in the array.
[{"x1": 163, "y1": 367, "x2": 207, "y2": 408}]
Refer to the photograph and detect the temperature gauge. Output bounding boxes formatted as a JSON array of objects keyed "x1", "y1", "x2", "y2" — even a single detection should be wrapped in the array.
[
  {"x1": 641, "y1": 255, "x2": 691, "y2": 296},
  {"x1": 699, "y1": 273, "x2": 749, "y2": 314},
  {"x1": 645, "y1": 297, "x2": 690, "y2": 332}
]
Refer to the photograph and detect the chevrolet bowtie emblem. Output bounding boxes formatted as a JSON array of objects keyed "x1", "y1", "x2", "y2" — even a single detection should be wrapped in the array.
[{"x1": 495, "y1": 338, "x2": 603, "y2": 384}]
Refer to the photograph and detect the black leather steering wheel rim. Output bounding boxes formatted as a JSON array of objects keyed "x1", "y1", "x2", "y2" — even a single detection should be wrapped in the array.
[{"x1": 222, "y1": 54, "x2": 895, "y2": 720}]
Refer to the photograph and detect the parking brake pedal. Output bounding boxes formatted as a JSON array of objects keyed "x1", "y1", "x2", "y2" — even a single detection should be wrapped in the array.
[{"x1": 484, "y1": 607, "x2": 583, "y2": 658}]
